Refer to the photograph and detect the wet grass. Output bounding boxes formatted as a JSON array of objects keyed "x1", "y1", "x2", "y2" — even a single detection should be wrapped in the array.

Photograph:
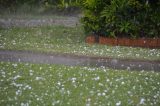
[
  {"x1": 0, "y1": 62, "x2": 160, "y2": 105},
  {"x1": 0, "y1": 25, "x2": 160, "y2": 60}
]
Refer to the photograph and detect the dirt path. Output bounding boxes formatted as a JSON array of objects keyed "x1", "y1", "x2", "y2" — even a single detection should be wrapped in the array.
[
  {"x1": 0, "y1": 16, "x2": 80, "y2": 28},
  {"x1": 0, "y1": 50, "x2": 160, "y2": 72}
]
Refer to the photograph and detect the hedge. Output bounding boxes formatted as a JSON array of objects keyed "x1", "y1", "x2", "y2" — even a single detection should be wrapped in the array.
[{"x1": 81, "y1": 0, "x2": 160, "y2": 38}]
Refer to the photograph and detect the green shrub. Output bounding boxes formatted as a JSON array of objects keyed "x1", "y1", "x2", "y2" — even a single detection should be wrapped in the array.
[
  {"x1": 81, "y1": 0, "x2": 160, "y2": 38},
  {"x1": 81, "y1": 0, "x2": 109, "y2": 36}
]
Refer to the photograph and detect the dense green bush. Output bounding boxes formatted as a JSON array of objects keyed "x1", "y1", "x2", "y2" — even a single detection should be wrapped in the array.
[
  {"x1": 81, "y1": 0, "x2": 160, "y2": 38},
  {"x1": 81, "y1": 0, "x2": 108, "y2": 35}
]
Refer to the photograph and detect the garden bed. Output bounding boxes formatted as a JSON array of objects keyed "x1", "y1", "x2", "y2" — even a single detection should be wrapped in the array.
[{"x1": 86, "y1": 36, "x2": 160, "y2": 48}]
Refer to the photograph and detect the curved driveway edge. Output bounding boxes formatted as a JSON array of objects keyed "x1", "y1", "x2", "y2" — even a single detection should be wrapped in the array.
[{"x1": 0, "y1": 50, "x2": 160, "y2": 72}]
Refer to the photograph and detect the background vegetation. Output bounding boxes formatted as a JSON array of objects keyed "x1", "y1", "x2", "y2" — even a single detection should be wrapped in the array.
[
  {"x1": 0, "y1": 0, "x2": 83, "y2": 15},
  {"x1": 0, "y1": 0, "x2": 160, "y2": 38},
  {"x1": 81, "y1": 0, "x2": 160, "y2": 38}
]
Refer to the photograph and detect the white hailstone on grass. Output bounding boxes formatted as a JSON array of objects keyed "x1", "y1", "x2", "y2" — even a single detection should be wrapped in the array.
[
  {"x1": 25, "y1": 63, "x2": 29, "y2": 66},
  {"x1": 110, "y1": 82, "x2": 113, "y2": 86},
  {"x1": 89, "y1": 91, "x2": 94, "y2": 95},
  {"x1": 35, "y1": 77, "x2": 45, "y2": 81},
  {"x1": 23, "y1": 85, "x2": 32, "y2": 90},
  {"x1": 118, "y1": 54, "x2": 122, "y2": 57},
  {"x1": 86, "y1": 103, "x2": 91, "y2": 106},
  {"x1": 93, "y1": 76, "x2": 100, "y2": 81},
  {"x1": 97, "y1": 93, "x2": 101, "y2": 96},
  {"x1": 1, "y1": 71, "x2": 6, "y2": 78},
  {"x1": 145, "y1": 77, "x2": 149, "y2": 80},
  {"x1": 29, "y1": 70, "x2": 33, "y2": 76},
  {"x1": 86, "y1": 98, "x2": 91, "y2": 106},
  {"x1": 98, "y1": 83, "x2": 103, "y2": 86},
  {"x1": 154, "y1": 95, "x2": 158, "y2": 99},
  {"x1": 128, "y1": 99, "x2": 133, "y2": 104},
  {"x1": 37, "y1": 98, "x2": 40, "y2": 101},
  {"x1": 40, "y1": 67, "x2": 42, "y2": 70},
  {"x1": 116, "y1": 101, "x2": 121, "y2": 106},
  {"x1": 12, "y1": 40, "x2": 16, "y2": 45},
  {"x1": 12, "y1": 63, "x2": 18, "y2": 67},
  {"x1": 16, "y1": 89, "x2": 22, "y2": 96},
  {"x1": 8, "y1": 97, "x2": 13, "y2": 101},
  {"x1": 102, "y1": 92, "x2": 106, "y2": 96},
  {"x1": 139, "y1": 98, "x2": 145, "y2": 105},
  {"x1": 83, "y1": 78, "x2": 86, "y2": 82},
  {"x1": 133, "y1": 86, "x2": 136, "y2": 90},
  {"x1": 112, "y1": 90, "x2": 115, "y2": 94},
  {"x1": 80, "y1": 92, "x2": 84, "y2": 96},
  {"x1": 13, "y1": 75, "x2": 21, "y2": 80},
  {"x1": 103, "y1": 68, "x2": 107, "y2": 72},
  {"x1": 106, "y1": 79, "x2": 110, "y2": 82},
  {"x1": 57, "y1": 81, "x2": 61, "y2": 86},
  {"x1": 71, "y1": 77, "x2": 76, "y2": 83},
  {"x1": 83, "y1": 67, "x2": 88, "y2": 70},
  {"x1": 121, "y1": 81, "x2": 125, "y2": 85},
  {"x1": 88, "y1": 68, "x2": 96, "y2": 71},
  {"x1": 67, "y1": 90, "x2": 71, "y2": 95},
  {"x1": 11, "y1": 82, "x2": 23, "y2": 87},
  {"x1": 115, "y1": 78, "x2": 120, "y2": 82},
  {"x1": 127, "y1": 91, "x2": 132, "y2": 95},
  {"x1": 87, "y1": 98, "x2": 91, "y2": 102},
  {"x1": 20, "y1": 102, "x2": 29, "y2": 106},
  {"x1": 104, "y1": 90, "x2": 108, "y2": 93}
]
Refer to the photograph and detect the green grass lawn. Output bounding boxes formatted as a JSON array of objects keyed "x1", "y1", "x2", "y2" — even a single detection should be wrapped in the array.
[
  {"x1": 0, "y1": 62, "x2": 160, "y2": 106},
  {"x1": 0, "y1": 25, "x2": 160, "y2": 61}
]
